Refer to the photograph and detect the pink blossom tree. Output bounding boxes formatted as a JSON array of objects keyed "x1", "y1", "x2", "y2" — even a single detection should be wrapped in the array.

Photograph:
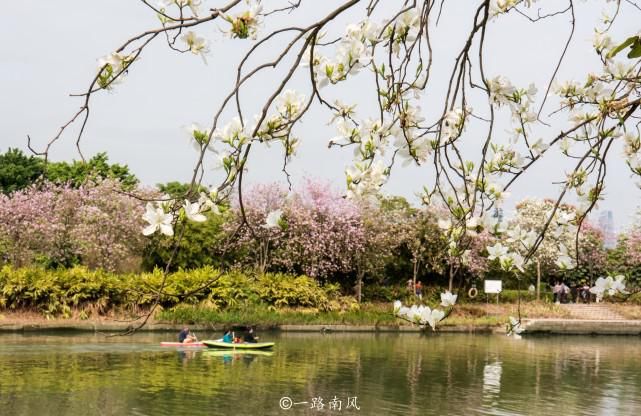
[
  {"x1": 0, "y1": 180, "x2": 148, "y2": 271},
  {"x1": 230, "y1": 180, "x2": 366, "y2": 281}
]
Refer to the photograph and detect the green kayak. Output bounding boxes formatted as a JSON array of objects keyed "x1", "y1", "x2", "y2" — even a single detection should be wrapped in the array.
[
  {"x1": 203, "y1": 350, "x2": 274, "y2": 357},
  {"x1": 202, "y1": 340, "x2": 275, "y2": 349}
]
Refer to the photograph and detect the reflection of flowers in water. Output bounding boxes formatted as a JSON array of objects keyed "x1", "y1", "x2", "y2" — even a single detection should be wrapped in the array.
[{"x1": 482, "y1": 361, "x2": 502, "y2": 407}]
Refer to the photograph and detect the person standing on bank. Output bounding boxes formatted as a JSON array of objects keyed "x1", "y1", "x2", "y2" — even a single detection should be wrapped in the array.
[{"x1": 415, "y1": 281, "x2": 423, "y2": 300}]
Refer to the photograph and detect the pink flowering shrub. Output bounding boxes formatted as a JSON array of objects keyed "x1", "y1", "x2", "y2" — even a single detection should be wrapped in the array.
[{"x1": 0, "y1": 180, "x2": 148, "y2": 272}]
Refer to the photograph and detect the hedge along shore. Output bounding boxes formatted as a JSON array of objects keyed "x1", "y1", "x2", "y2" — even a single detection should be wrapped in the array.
[{"x1": 3, "y1": 317, "x2": 641, "y2": 335}]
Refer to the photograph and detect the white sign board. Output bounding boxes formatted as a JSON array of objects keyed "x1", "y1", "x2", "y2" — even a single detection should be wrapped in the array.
[{"x1": 484, "y1": 280, "x2": 502, "y2": 294}]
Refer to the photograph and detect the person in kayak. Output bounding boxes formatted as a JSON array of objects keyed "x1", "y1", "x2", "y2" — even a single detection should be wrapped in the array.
[
  {"x1": 243, "y1": 328, "x2": 258, "y2": 343},
  {"x1": 178, "y1": 326, "x2": 198, "y2": 344},
  {"x1": 222, "y1": 329, "x2": 234, "y2": 343}
]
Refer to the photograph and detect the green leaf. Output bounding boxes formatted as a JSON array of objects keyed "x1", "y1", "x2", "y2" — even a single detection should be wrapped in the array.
[
  {"x1": 607, "y1": 36, "x2": 639, "y2": 59},
  {"x1": 628, "y1": 41, "x2": 641, "y2": 59}
]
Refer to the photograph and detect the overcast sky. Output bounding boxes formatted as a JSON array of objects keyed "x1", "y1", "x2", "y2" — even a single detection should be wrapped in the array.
[{"x1": 1, "y1": 0, "x2": 640, "y2": 230}]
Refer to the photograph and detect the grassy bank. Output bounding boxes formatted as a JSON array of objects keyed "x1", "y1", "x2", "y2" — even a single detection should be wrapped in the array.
[{"x1": 156, "y1": 302, "x2": 572, "y2": 327}]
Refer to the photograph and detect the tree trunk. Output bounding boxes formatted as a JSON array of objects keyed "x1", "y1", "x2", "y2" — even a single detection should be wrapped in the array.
[
  {"x1": 412, "y1": 258, "x2": 419, "y2": 293},
  {"x1": 356, "y1": 270, "x2": 364, "y2": 303},
  {"x1": 536, "y1": 259, "x2": 541, "y2": 301}
]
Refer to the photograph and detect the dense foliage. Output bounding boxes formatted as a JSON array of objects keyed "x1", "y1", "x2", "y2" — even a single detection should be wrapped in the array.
[
  {"x1": 2, "y1": 173, "x2": 632, "y2": 297},
  {"x1": 0, "y1": 266, "x2": 343, "y2": 318},
  {"x1": 0, "y1": 148, "x2": 45, "y2": 195},
  {"x1": 0, "y1": 149, "x2": 138, "y2": 194}
]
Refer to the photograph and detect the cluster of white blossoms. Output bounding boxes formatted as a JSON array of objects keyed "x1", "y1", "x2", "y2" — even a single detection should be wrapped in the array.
[
  {"x1": 623, "y1": 132, "x2": 641, "y2": 176},
  {"x1": 320, "y1": 11, "x2": 433, "y2": 198},
  {"x1": 589, "y1": 275, "x2": 628, "y2": 302},
  {"x1": 220, "y1": 1, "x2": 262, "y2": 40},
  {"x1": 142, "y1": 190, "x2": 219, "y2": 237},
  {"x1": 97, "y1": 52, "x2": 135, "y2": 90},
  {"x1": 304, "y1": 18, "x2": 381, "y2": 87},
  {"x1": 345, "y1": 160, "x2": 388, "y2": 199},
  {"x1": 485, "y1": 143, "x2": 525, "y2": 175},
  {"x1": 177, "y1": 89, "x2": 306, "y2": 195},
  {"x1": 383, "y1": 8, "x2": 421, "y2": 55},
  {"x1": 440, "y1": 107, "x2": 469, "y2": 144},
  {"x1": 488, "y1": 76, "x2": 537, "y2": 123},
  {"x1": 436, "y1": 201, "x2": 580, "y2": 276},
  {"x1": 393, "y1": 291, "x2": 457, "y2": 331}
]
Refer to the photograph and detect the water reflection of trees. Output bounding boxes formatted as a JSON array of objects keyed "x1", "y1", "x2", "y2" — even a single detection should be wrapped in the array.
[{"x1": 1, "y1": 334, "x2": 641, "y2": 415}]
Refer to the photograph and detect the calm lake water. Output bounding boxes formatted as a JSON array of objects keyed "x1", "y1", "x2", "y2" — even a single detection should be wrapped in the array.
[{"x1": 1, "y1": 332, "x2": 640, "y2": 415}]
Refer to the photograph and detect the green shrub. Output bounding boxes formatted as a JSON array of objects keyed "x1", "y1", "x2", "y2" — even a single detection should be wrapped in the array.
[
  {"x1": 620, "y1": 292, "x2": 641, "y2": 305},
  {"x1": 0, "y1": 266, "x2": 339, "y2": 317}
]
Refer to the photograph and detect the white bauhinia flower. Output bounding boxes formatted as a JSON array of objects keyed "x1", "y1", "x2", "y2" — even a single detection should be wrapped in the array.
[
  {"x1": 506, "y1": 225, "x2": 526, "y2": 243},
  {"x1": 97, "y1": 52, "x2": 135, "y2": 88},
  {"x1": 277, "y1": 89, "x2": 306, "y2": 119},
  {"x1": 426, "y1": 308, "x2": 445, "y2": 330},
  {"x1": 263, "y1": 209, "x2": 283, "y2": 228},
  {"x1": 214, "y1": 117, "x2": 248, "y2": 145},
  {"x1": 486, "y1": 182, "x2": 510, "y2": 203},
  {"x1": 183, "y1": 200, "x2": 206, "y2": 222},
  {"x1": 555, "y1": 254, "x2": 575, "y2": 270},
  {"x1": 330, "y1": 119, "x2": 360, "y2": 146},
  {"x1": 590, "y1": 276, "x2": 609, "y2": 301},
  {"x1": 593, "y1": 30, "x2": 613, "y2": 54},
  {"x1": 610, "y1": 275, "x2": 628, "y2": 295},
  {"x1": 98, "y1": 52, "x2": 133, "y2": 74},
  {"x1": 487, "y1": 242, "x2": 508, "y2": 260},
  {"x1": 220, "y1": 1, "x2": 263, "y2": 39},
  {"x1": 407, "y1": 305, "x2": 421, "y2": 323},
  {"x1": 441, "y1": 107, "x2": 467, "y2": 141},
  {"x1": 466, "y1": 216, "x2": 482, "y2": 231},
  {"x1": 521, "y1": 230, "x2": 538, "y2": 249},
  {"x1": 484, "y1": 215, "x2": 506, "y2": 234},
  {"x1": 556, "y1": 210, "x2": 575, "y2": 225},
  {"x1": 360, "y1": 19, "x2": 381, "y2": 43},
  {"x1": 590, "y1": 275, "x2": 628, "y2": 301},
  {"x1": 393, "y1": 300, "x2": 402, "y2": 314},
  {"x1": 508, "y1": 252, "x2": 525, "y2": 272},
  {"x1": 487, "y1": 75, "x2": 516, "y2": 105},
  {"x1": 187, "y1": 123, "x2": 213, "y2": 151},
  {"x1": 198, "y1": 192, "x2": 220, "y2": 215},
  {"x1": 530, "y1": 138, "x2": 549, "y2": 157},
  {"x1": 345, "y1": 160, "x2": 388, "y2": 199},
  {"x1": 181, "y1": 31, "x2": 209, "y2": 59},
  {"x1": 440, "y1": 291, "x2": 458, "y2": 307},
  {"x1": 438, "y1": 218, "x2": 452, "y2": 230},
  {"x1": 142, "y1": 202, "x2": 174, "y2": 236},
  {"x1": 393, "y1": 302, "x2": 446, "y2": 330},
  {"x1": 606, "y1": 61, "x2": 633, "y2": 79}
]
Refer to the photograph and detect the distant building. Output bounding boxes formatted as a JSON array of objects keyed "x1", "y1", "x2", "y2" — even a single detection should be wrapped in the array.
[
  {"x1": 492, "y1": 207, "x2": 504, "y2": 224},
  {"x1": 598, "y1": 210, "x2": 617, "y2": 249}
]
